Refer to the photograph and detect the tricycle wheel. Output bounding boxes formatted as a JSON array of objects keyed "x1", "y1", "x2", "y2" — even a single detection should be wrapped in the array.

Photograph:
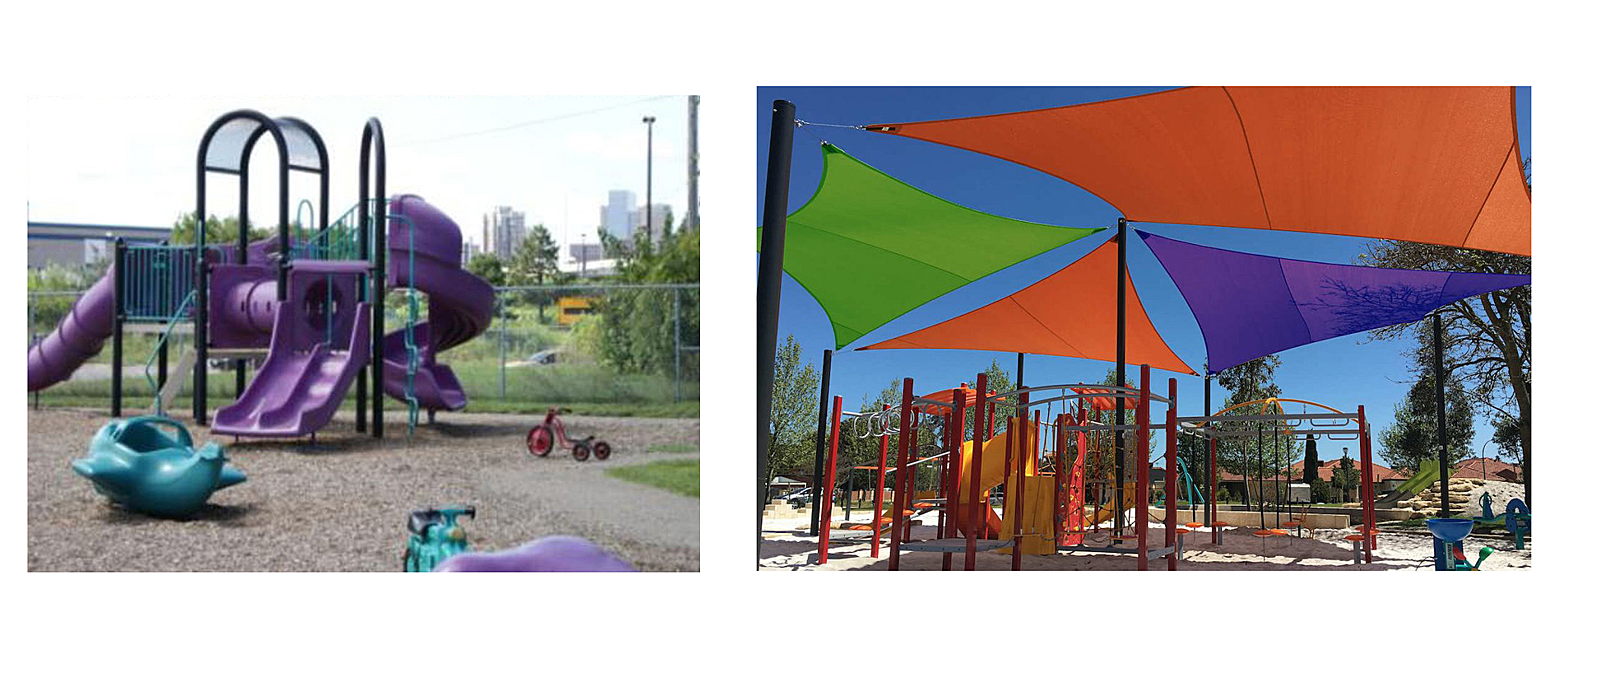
[
  {"x1": 526, "y1": 426, "x2": 555, "y2": 457},
  {"x1": 573, "y1": 443, "x2": 591, "y2": 461},
  {"x1": 592, "y1": 441, "x2": 611, "y2": 460}
]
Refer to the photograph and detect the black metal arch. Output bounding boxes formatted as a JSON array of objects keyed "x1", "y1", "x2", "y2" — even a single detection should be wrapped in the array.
[
  {"x1": 359, "y1": 117, "x2": 387, "y2": 436},
  {"x1": 192, "y1": 110, "x2": 330, "y2": 424}
]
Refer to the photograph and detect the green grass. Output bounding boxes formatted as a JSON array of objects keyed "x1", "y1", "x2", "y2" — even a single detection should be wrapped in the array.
[
  {"x1": 648, "y1": 443, "x2": 699, "y2": 453},
  {"x1": 606, "y1": 459, "x2": 699, "y2": 498}
]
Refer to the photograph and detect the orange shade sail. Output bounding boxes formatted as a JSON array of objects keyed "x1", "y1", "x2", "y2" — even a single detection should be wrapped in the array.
[
  {"x1": 859, "y1": 239, "x2": 1196, "y2": 374},
  {"x1": 868, "y1": 87, "x2": 1529, "y2": 255}
]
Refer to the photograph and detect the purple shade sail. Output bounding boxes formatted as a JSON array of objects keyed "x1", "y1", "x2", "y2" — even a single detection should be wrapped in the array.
[{"x1": 1137, "y1": 231, "x2": 1530, "y2": 373}]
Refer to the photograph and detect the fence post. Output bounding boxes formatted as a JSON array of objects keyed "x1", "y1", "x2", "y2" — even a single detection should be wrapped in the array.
[
  {"x1": 498, "y1": 289, "x2": 508, "y2": 401},
  {"x1": 111, "y1": 238, "x2": 125, "y2": 418},
  {"x1": 673, "y1": 287, "x2": 682, "y2": 404}
]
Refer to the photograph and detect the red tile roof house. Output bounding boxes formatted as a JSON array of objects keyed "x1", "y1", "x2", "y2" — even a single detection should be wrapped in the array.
[
  {"x1": 1208, "y1": 461, "x2": 1401, "y2": 502},
  {"x1": 1449, "y1": 458, "x2": 1524, "y2": 483}
]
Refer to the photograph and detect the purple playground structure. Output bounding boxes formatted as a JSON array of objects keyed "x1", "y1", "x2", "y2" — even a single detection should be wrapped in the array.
[{"x1": 27, "y1": 111, "x2": 494, "y2": 439}]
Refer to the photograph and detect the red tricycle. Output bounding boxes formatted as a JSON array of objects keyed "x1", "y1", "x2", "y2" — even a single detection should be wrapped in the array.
[{"x1": 526, "y1": 407, "x2": 612, "y2": 462}]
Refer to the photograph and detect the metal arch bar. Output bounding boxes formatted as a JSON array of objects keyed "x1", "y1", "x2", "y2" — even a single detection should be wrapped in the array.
[
  {"x1": 986, "y1": 383, "x2": 1172, "y2": 406},
  {"x1": 194, "y1": 109, "x2": 291, "y2": 425},
  {"x1": 1177, "y1": 412, "x2": 1357, "y2": 424}
]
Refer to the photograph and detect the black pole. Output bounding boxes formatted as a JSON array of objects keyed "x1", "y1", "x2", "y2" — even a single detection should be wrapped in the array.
[
  {"x1": 110, "y1": 238, "x2": 125, "y2": 418},
  {"x1": 810, "y1": 349, "x2": 834, "y2": 536},
  {"x1": 1113, "y1": 218, "x2": 1128, "y2": 535},
  {"x1": 1204, "y1": 366, "x2": 1212, "y2": 526},
  {"x1": 1434, "y1": 313, "x2": 1451, "y2": 517},
  {"x1": 234, "y1": 158, "x2": 250, "y2": 399},
  {"x1": 195, "y1": 164, "x2": 208, "y2": 425},
  {"x1": 1015, "y1": 352, "x2": 1026, "y2": 419},
  {"x1": 364, "y1": 119, "x2": 387, "y2": 438},
  {"x1": 756, "y1": 100, "x2": 796, "y2": 568}
]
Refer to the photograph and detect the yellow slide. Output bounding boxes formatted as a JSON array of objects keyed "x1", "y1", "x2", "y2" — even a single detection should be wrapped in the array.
[{"x1": 950, "y1": 418, "x2": 1057, "y2": 555}]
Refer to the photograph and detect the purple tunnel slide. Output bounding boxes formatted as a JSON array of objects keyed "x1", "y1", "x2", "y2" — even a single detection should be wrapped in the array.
[{"x1": 27, "y1": 195, "x2": 494, "y2": 438}]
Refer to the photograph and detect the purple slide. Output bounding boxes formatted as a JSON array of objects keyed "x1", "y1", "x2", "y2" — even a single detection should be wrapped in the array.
[
  {"x1": 27, "y1": 270, "x2": 115, "y2": 391},
  {"x1": 378, "y1": 195, "x2": 495, "y2": 412},
  {"x1": 28, "y1": 195, "x2": 494, "y2": 438},
  {"x1": 210, "y1": 261, "x2": 373, "y2": 437}
]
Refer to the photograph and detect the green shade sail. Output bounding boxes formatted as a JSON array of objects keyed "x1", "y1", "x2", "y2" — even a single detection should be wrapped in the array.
[{"x1": 761, "y1": 143, "x2": 1103, "y2": 348}]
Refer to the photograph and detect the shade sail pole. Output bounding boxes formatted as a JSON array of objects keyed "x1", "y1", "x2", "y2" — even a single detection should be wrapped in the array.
[
  {"x1": 1434, "y1": 313, "x2": 1451, "y2": 518},
  {"x1": 1114, "y1": 218, "x2": 1128, "y2": 536},
  {"x1": 757, "y1": 100, "x2": 796, "y2": 568},
  {"x1": 810, "y1": 349, "x2": 833, "y2": 535}
]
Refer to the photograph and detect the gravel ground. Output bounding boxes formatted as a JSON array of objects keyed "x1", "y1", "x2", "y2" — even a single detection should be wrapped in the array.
[{"x1": 28, "y1": 407, "x2": 699, "y2": 572}]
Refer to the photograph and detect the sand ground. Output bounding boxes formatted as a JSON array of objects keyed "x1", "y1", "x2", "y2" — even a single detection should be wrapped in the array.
[
  {"x1": 29, "y1": 407, "x2": 699, "y2": 571},
  {"x1": 761, "y1": 509, "x2": 1531, "y2": 571}
]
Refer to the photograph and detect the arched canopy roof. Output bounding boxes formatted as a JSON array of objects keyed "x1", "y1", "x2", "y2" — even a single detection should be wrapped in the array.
[{"x1": 198, "y1": 110, "x2": 327, "y2": 173}]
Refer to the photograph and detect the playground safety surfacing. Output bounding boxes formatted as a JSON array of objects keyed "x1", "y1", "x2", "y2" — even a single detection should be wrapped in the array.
[
  {"x1": 760, "y1": 514, "x2": 1531, "y2": 572},
  {"x1": 28, "y1": 407, "x2": 699, "y2": 572}
]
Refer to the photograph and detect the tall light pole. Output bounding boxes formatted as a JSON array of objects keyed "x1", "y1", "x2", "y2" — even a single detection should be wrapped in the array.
[
  {"x1": 643, "y1": 115, "x2": 656, "y2": 243},
  {"x1": 579, "y1": 232, "x2": 588, "y2": 278},
  {"x1": 687, "y1": 96, "x2": 699, "y2": 232}
]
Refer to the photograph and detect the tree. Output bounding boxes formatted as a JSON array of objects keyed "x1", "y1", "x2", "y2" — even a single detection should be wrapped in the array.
[
  {"x1": 506, "y1": 224, "x2": 563, "y2": 322},
  {"x1": 766, "y1": 335, "x2": 819, "y2": 491},
  {"x1": 1378, "y1": 337, "x2": 1477, "y2": 473},
  {"x1": 1212, "y1": 356, "x2": 1301, "y2": 506},
  {"x1": 594, "y1": 226, "x2": 698, "y2": 377},
  {"x1": 1330, "y1": 452, "x2": 1360, "y2": 503},
  {"x1": 466, "y1": 253, "x2": 507, "y2": 287},
  {"x1": 1491, "y1": 415, "x2": 1522, "y2": 465},
  {"x1": 1358, "y1": 182, "x2": 1531, "y2": 503},
  {"x1": 169, "y1": 212, "x2": 274, "y2": 245}
]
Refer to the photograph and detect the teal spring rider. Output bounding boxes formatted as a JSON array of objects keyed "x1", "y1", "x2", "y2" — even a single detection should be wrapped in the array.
[
  {"x1": 403, "y1": 506, "x2": 476, "y2": 572},
  {"x1": 72, "y1": 416, "x2": 246, "y2": 518}
]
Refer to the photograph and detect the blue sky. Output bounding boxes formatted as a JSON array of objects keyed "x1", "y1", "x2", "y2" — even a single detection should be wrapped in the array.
[
  {"x1": 28, "y1": 95, "x2": 691, "y2": 266},
  {"x1": 757, "y1": 86, "x2": 1532, "y2": 467}
]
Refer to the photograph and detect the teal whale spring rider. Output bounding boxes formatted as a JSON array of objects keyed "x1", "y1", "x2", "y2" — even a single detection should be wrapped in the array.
[{"x1": 72, "y1": 416, "x2": 246, "y2": 518}]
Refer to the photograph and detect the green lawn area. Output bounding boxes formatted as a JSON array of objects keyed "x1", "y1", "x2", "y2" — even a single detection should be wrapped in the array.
[
  {"x1": 647, "y1": 443, "x2": 699, "y2": 453},
  {"x1": 607, "y1": 459, "x2": 699, "y2": 498}
]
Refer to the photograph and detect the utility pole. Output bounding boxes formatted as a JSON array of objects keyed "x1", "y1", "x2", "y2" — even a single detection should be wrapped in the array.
[
  {"x1": 687, "y1": 95, "x2": 699, "y2": 232},
  {"x1": 643, "y1": 115, "x2": 656, "y2": 243}
]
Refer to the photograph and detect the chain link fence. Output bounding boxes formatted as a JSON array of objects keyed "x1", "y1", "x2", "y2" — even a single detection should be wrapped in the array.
[{"x1": 27, "y1": 283, "x2": 699, "y2": 412}]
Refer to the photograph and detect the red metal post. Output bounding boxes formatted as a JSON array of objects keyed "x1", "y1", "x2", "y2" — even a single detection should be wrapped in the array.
[
  {"x1": 966, "y1": 373, "x2": 988, "y2": 571},
  {"x1": 1165, "y1": 377, "x2": 1178, "y2": 570},
  {"x1": 871, "y1": 403, "x2": 889, "y2": 559},
  {"x1": 1011, "y1": 411, "x2": 1036, "y2": 570},
  {"x1": 1053, "y1": 413, "x2": 1066, "y2": 547},
  {"x1": 944, "y1": 388, "x2": 967, "y2": 571},
  {"x1": 1136, "y1": 365, "x2": 1151, "y2": 571},
  {"x1": 888, "y1": 379, "x2": 915, "y2": 571},
  {"x1": 817, "y1": 396, "x2": 843, "y2": 564},
  {"x1": 1359, "y1": 404, "x2": 1375, "y2": 563}
]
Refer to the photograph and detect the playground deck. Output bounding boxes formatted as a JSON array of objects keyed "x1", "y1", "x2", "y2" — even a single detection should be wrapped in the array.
[{"x1": 27, "y1": 407, "x2": 699, "y2": 571}]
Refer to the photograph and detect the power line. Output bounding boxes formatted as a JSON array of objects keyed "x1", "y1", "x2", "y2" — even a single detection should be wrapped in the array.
[{"x1": 402, "y1": 95, "x2": 677, "y2": 145}]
